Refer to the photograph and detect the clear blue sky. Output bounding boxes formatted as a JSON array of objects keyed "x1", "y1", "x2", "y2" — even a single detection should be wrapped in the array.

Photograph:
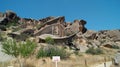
[{"x1": 0, "y1": 0, "x2": 120, "y2": 31}]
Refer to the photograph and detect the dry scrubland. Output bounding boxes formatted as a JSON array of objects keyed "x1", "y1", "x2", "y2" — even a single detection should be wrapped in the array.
[{"x1": 0, "y1": 46, "x2": 117, "y2": 67}]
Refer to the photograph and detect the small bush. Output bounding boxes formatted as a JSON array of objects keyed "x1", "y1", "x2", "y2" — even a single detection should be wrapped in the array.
[
  {"x1": 45, "y1": 36, "x2": 54, "y2": 45},
  {"x1": 111, "y1": 45, "x2": 119, "y2": 49},
  {"x1": 12, "y1": 27, "x2": 22, "y2": 32},
  {"x1": 86, "y1": 47, "x2": 103, "y2": 55},
  {"x1": 2, "y1": 39, "x2": 19, "y2": 57},
  {"x1": 74, "y1": 51, "x2": 82, "y2": 56},
  {"x1": 6, "y1": 18, "x2": 19, "y2": 28},
  {"x1": 36, "y1": 47, "x2": 47, "y2": 58},
  {"x1": 19, "y1": 40, "x2": 36, "y2": 58},
  {"x1": 0, "y1": 32, "x2": 3, "y2": 41},
  {"x1": 37, "y1": 46, "x2": 69, "y2": 59},
  {"x1": 14, "y1": 34, "x2": 30, "y2": 41}
]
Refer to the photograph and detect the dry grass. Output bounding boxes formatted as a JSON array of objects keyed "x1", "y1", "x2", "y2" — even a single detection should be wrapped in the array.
[
  {"x1": 0, "y1": 47, "x2": 117, "y2": 67},
  {"x1": 1, "y1": 54, "x2": 112, "y2": 67},
  {"x1": 0, "y1": 61, "x2": 11, "y2": 67}
]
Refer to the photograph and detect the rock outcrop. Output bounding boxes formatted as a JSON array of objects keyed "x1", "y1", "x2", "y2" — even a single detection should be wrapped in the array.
[
  {"x1": 74, "y1": 29, "x2": 120, "y2": 51},
  {"x1": 65, "y1": 19, "x2": 87, "y2": 35},
  {"x1": 0, "y1": 10, "x2": 19, "y2": 25},
  {"x1": 1, "y1": 10, "x2": 120, "y2": 53}
]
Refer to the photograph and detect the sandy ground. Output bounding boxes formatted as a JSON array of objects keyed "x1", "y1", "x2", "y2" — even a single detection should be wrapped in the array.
[
  {"x1": 0, "y1": 43, "x2": 14, "y2": 62},
  {"x1": 91, "y1": 61, "x2": 112, "y2": 67}
]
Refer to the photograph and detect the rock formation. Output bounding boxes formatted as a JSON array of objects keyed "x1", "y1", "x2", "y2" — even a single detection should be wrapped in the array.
[
  {"x1": 74, "y1": 29, "x2": 120, "y2": 51},
  {"x1": 0, "y1": 10, "x2": 120, "y2": 53}
]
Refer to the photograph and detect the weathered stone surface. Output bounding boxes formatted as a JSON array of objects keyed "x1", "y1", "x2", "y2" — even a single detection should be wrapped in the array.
[
  {"x1": 83, "y1": 30, "x2": 97, "y2": 39},
  {"x1": 1, "y1": 10, "x2": 120, "y2": 53},
  {"x1": 5, "y1": 10, "x2": 17, "y2": 20},
  {"x1": 39, "y1": 16, "x2": 55, "y2": 23},
  {"x1": 75, "y1": 29, "x2": 120, "y2": 49},
  {"x1": 70, "y1": 20, "x2": 80, "y2": 33},
  {"x1": 74, "y1": 43, "x2": 88, "y2": 52},
  {"x1": 21, "y1": 28, "x2": 35, "y2": 36},
  {"x1": 0, "y1": 10, "x2": 20, "y2": 28},
  {"x1": 79, "y1": 20, "x2": 87, "y2": 33},
  {"x1": 68, "y1": 19, "x2": 87, "y2": 34}
]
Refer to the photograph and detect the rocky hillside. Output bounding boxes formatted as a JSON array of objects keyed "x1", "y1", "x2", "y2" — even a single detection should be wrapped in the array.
[
  {"x1": 1, "y1": 10, "x2": 120, "y2": 67},
  {"x1": 0, "y1": 10, "x2": 120, "y2": 52},
  {"x1": 74, "y1": 30, "x2": 120, "y2": 52}
]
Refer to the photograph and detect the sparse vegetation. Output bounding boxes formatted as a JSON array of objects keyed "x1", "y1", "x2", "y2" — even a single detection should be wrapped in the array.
[
  {"x1": 14, "y1": 33, "x2": 30, "y2": 41},
  {"x1": 37, "y1": 46, "x2": 69, "y2": 59},
  {"x1": 111, "y1": 45, "x2": 119, "y2": 49},
  {"x1": 45, "y1": 36, "x2": 54, "y2": 45},
  {"x1": 0, "y1": 62, "x2": 11, "y2": 67},
  {"x1": 0, "y1": 25, "x2": 7, "y2": 31},
  {"x1": 0, "y1": 32, "x2": 4, "y2": 41},
  {"x1": 1, "y1": 11, "x2": 120, "y2": 67},
  {"x1": 19, "y1": 40, "x2": 36, "y2": 58},
  {"x1": 36, "y1": 24, "x2": 43, "y2": 29},
  {"x1": 2, "y1": 39, "x2": 19, "y2": 57},
  {"x1": 1, "y1": 39, "x2": 37, "y2": 67},
  {"x1": 6, "y1": 18, "x2": 19, "y2": 28},
  {"x1": 74, "y1": 51, "x2": 82, "y2": 56},
  {"x1": 12, "y1": 27, "x2": 22, "y2": 32},
  {"x1": 86, "y1": 47, "x2": 103, "y2": 55}
]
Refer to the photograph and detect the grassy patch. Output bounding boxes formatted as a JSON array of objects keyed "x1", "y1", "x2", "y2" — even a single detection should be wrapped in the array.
[
  {"x1": 86, "y1": 47, "x2": 103, "y2": 55},
  {"x1": 45, "y1": 36, "x2": 54, "y2": 45},
  {"x1": 36, "y1": 46, "x2": 69, "y2": 59},
  {"x1": 111, "y1": 45, "x2": 119, "y2": 49},
  {"x1": 0, "y1": 62, "x2": 11, "y2": 67}
]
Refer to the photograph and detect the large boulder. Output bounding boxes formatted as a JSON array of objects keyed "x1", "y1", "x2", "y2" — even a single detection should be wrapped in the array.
[
  {"x1": 5, "y1": 10, "x2": 18, "y2": 20},
  {"x1": 68, "y1": 19, "x2": 87, "y2": 34},
  {"x1": 0, "y1": 10, "x2": 19, "y2": 25},
  {"x1": 70, "y1": 20, "x2": 80, "y2": 33},
  {"x1": 79, "y1": 20, "x2": 87, "y2": 33}
]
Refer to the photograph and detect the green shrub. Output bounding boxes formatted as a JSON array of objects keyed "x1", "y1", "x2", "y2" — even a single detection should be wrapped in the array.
[
  {"x1": 2, "y1": 39, "x2": 36, "y2": 58},
  {"x1": 86, "y1": 47, "x2": 103, "y2": 55},
  {"x1": 45, "y1": 36, "x2": 54, "y2": 45},
  {"x1": 2, "y1": 39, "x2": 37, "y2": 67},
  {"x1": 0, "y1": 32, "x2": 3, "y2": 41},
  {"x1": 74, "y1": 51, "x2": 82, "y2": 56},
  {"x1": 2, "y1": 39, "x2": 19, "y2": 57},
  {"x1": 111, "y1": 45, "x2": 119, "y2": 49},
  {"x1": 36, "y1": 47, "x2": 47, "y2": 58},
  {"x1": 37, "y1": 46, "x2": 69, "y2": 59},
  {"x1": 19, "y1": 40, "x2": 36, "y2": 58},
  {"x1": 6, "y1": 18, "x2": 19, "y2": 28}
]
